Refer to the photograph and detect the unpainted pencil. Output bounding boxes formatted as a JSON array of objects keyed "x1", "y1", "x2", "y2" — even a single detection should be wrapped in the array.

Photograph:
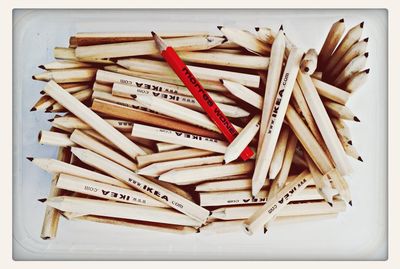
[
  {"x1": 221, "y1": 79, "x2": 263, "y2": 109},
  {"x1": 333, "y1": 52, "x2": 368, "y2": 86},
  {"x1": 38, "y1": 130, "x2": 75, "y2": 147},
  {"x1": 324, "y1": 100, "x2": 360, "y2": 122},
  {"x1": 92, "y1": 90, "x2": 156, "y2": 113},
  {"x1": 311, "y1": 78, "x2": 350, "y2": 105},
  {"x1": 344, "y1": 68, "x2": 370, "y2": 93},
  {"x1": 195, "y1": 177, "x2": 275, "y2": 192},
  {"x1": 300, "y1": 49, "x2": 318, "y2": 75},
  {"x1": 53, "y1": 47, "x2": 113, "y2": 64},
  {"x1": 269, "y1": 125, "x2": 290, "y2": 179},
  {"x1": 33, "y1": 68, "x2": 97, "y2": 83},
  {"x1": 46, "y1": 89, "x2": 93, "y2": 113},
  {"x1": 156, "y1": 143, "x2": 185, "y2": 152},
  {"x1": 39, "y1": 60, "x2": 92, "y2": 70}
]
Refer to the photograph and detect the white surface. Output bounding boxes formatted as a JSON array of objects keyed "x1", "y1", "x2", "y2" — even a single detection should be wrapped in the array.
[{"x1": 13, "y1": 9, "x2": 387, "y2": 260}]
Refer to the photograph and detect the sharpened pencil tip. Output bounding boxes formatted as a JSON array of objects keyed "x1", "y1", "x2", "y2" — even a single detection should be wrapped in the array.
[
  {"x1": 45, "y1": 107, "x2": 52, "y2": 113},
  {"x1": 254, "y1": 27, "x2": 260, "y2": 31},
  {"x1": 130, "y1": 94, "x2": 137, "y2": 99},
  {"x1": 360, "y1": 21, "x2": 364, "y2": 28},
  {"x1": 364, "y1": 37, "x2": 369, "y2": 42},
  {"x1": 38, "y1": 198, "x2": 47, "y2": 203},
  {"x1": 349, "y1": 200, "x2": 353, "y2": 206},
  {"x1": 264, "y1": 227, "x2": 268, "y2": 234},
  {"x1": 219, "y1": 78, "x2": 224, "y2": 84},
  {"x1": 358, "y1": 156, "x2": 363, "y2": 162},
  {"x1": 217, "y1": 25, "x2": 223, "y2": 30},
  {"x1": 209, "y1": 211, "x2": 212, "y2": 216},
  {"x1": 364, "y1": 52, "x2": 369, "y2": 58},
  {"x1": 328, "y1": 202, "x2": 333, "y2": 207},
  {"x1": 39, "y1": 90, "x2": 45, "y2": 95},
  {"x1": 30, "y1": 107, "x2": 37, "y2": 112},
  {"x1": 304, "y1": 67, "x2": 309, "y2": 73},
  {"x1": 26, "y1": 157, "x2": 34, "y2": 162},
  {"x1": 365, "y1": 68, "x2": 370, "y2": 74},
  {"x1": 339, "y1": 18, "x2": 345, "y2": 23},
  {"x1": 354, "y1": 116, "x2": 360, "y2": 122},
  {"x1": 222, "y1": 35, "x2": 228, "y2": 43},
  {"x1": 196, "y1": 228, "x2": 200, "y2": 233},
  {"x1": 150, "y1": 31, "x2": 156, "y2": 37},
  {"x1": 279, "y1": 24, "x2": 284, "y2": 31},
  {"x1": 38, "y1": 65, "x2": 45, "y2": 70},
  {"x1": 48, "y1": 118, "x2": 54, "y2": 122},
  {"x1": 32, "y1": 75, "x2": 36, "y2": 80},
  {"x1": 348, "y1": 140, "x2": 353, "y2": 145}
]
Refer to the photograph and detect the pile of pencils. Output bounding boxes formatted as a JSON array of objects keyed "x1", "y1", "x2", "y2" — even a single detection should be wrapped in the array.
[{"x1": 29, "y1": 19, "x2": 368, "y2": 239}]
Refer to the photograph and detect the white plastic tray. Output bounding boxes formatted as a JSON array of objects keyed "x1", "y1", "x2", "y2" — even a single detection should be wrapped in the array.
[{"x1": 13, "y1": 9, "x2": 387, "y2": 260}]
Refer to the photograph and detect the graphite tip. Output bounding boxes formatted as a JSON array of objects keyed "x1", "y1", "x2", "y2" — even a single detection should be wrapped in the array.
[
  {"x1": 39, "y1": 90, "x2": 45, "y2": 95},
  {"x1": 279, "y1": 24, "x2": 284, "y2": 31},
  {"x1": 364, "y1": 52, "x2": 369, "y2": 58},
  {"x1": 38, "y1": 65, "x2": 45, "y2": 70},
  {"x1": 339, "y1": 18, "x2": 345, "y2": 23},
  {"x1": 263, "y1": 227, "x2": 268, "y2": 234},
  {"x1": 348, "y1": 140, "x2": 353, "y2": 145},
  {"x1": 365, "y1": 68, "x2": 370, "y2": 74},
  {"x1": 217, "y1": 25, "x2": 223, "y2": 30},
  {"x1": 354, "y1": 116, "x2": 360, "y2": 122},
  {"x1": 30, "y1": 107, "x2": 37, "y2": 112},
  {"x1": 131, "y1": 94, "x2": 137, "y2": 99},
  {"x1": 349, "y1": 200, "x2": 353, "y2": 206},
  {"x1": 304, "y1": 67, "x2": 310, "y2": 73},
  {"x1": 358, "y1": 156, "x2": 364, "y2": 162},
  {"x1": 38, "y1": 198, "x2": 47, "y2": 203},
  {"x1": 364, "y1": 37, "x2": 369, "y2": 42},
  {"x1": 255, "y1": 27, "x2": 260, "y2": 31},
  {"x1": 48, "y1": 118, "x2": 54, "y2": 122},
  {"x1": 360, "y1": 21, "x2": 364, "y2": 28},
  {"x1": 328, "y1": 202, "x2": 333, "y2": 207},
  {"x1": 26, "y1": 157, "x2": 34, "y2": 162}
]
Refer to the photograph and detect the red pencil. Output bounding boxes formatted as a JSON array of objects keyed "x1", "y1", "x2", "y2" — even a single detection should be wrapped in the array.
[{"x1": 151, "y1": 32, "x2": 254, "y2": 161}]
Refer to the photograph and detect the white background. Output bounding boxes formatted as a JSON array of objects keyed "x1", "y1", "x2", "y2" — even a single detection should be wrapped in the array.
[{"x1": 13, "y1": 9, "x2": 387, "y2": 260}]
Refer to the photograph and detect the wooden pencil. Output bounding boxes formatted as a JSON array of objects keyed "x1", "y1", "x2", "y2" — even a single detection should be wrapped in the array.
[
  {"x1": 44, "y1": 196, "x2": 202, "y2": 227},
  {"x1": 317, "y1": 18, "x2": 345, "y2": 71},
  {"x1": 221, "y1": 79, "x2": 263, "y2": 109},
  {"x1": 218, "y1": 26, "x2": 271, "y2": 55},
  {"x1": 252, "y1": 47, "x2": 303, "y2": 196},
  {"x1": 254, "y1": 27, "x2": 275, "y2": 44},
  {"x1": 326, "y1": 169, "x2": 352, "y2": 205},
  {"x1": 38, "y1": 130, "x2": 75, "y2": 147},
  {"x1": 159, "y1": 161, "x2": 255, "y2": 185},
  {"x1": 275, "y1": 134, "x2": 298, "y2": 188},
  {"x1": 70, "y1": 147, "x2": 210, "y2": 223},
  {"x1": 285, "y1": 104, "x2": 334, "y2": 174},
  {"x1": 39, "y1": 60, "x2": 92, "y2": 70},
  {"x1": 156, "y1": 143, "x2": 185, "y2": 152},
  {"x1": 297, "y1": 72, "x2": 352, "y2": 175},
  {"x1": 75, "y1": 35, "x2": 225, "y2": 59},
  {"x1": 117, "y1": 58, "x2": 261, "y2": 88},
  {"x1": 40, "y1": 147, "x2": 71, "y2": 240},
  {"x1": 56, "y1": 173, "x2": 167, "y2": 208},
  {"x1": 323, "y1": 22, "x2": 364, "y2": 74},
  {"x1": 138, "y1": 155, "x2": 224, "y2": 177},
  {"x1": 244, "y1": 170, "x2": 313, "y2": 234},
  {"x1": 344, "y1": 68, "x2": 370, "y2": 93},
  {"x1": 195, "y1": 177, "x2": 275, "y2": 192},
  {"x1": 44, "y1": 81, "x2": 145, "y2": 159},
  {"x1": 331, "y1": 117, "x2": 352, "y2": 144},
  {"x1": 91, "y1": 99, "x2": 222, "y2": 139},
  {"x1": 29, "y1": 157, "x2": 130, "y2": 188},
  {"x1": 333, "y1": 52, "x2": 369, "y2": 86},
  {"x1": 268, "y1": 125, "x2": 290, "y2": 179},
  {"x1": 136, "y1": 148, "x2": 213, "y2": 168},
  {"x1": 224, "y1": 114, "x2": 260, "y2": 164},
  {"x1": 300, "y1": 49, "x2": 318, "y2": 75},
  {"x1": 33, "y1": 68, "x2": 97, "y2": 83},
  {"x1": 324, "y1": 100, "x2": 360, "y2": 122},
  {"x1": 46, "y1": 89, "x2": 93, "y2": 113},
  {"x1": 70, "y1": 129, "x2": 137, "y2": 170},
  {"x1": 311, "y1": 78, "x2": 350, "y2": 105},
  {"x1": 53, "y1": 47, "x2": 113, "y2": 64},
  {"x1": 92, "y1": 90, "x2": 156, "y2": 113},
  {"x1": 327, "y1": 37, "x2": 369, "y2": 79}
]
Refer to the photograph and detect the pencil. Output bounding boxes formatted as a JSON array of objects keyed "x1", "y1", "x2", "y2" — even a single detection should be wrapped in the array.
[
  {"x1": 211, "y1": 200, "x2": 346, "y2": 220},
  {"x1": 155, "y1": 143, "x2": 185, "y2": 152},
  {"x1": 323, "y1": 22, "x2": 364, "y2": 74},
  {"x1": 275, "y1": 134, "x2": 298, "y2": 188},
  {"x1": 269, "y1": 125, "x2": 290, "y2": 179},
  {"x1": 131, "y1": 123, "x2": 228, "y2": 153},
  {"x1": 333, "y1": 52, "x2": 369, "y2": 86},
  {"x1": 51, "y1": 115, "x2": 134, "y2": 132},
  {"x1": 53, "y1": 47, "x2": 113, "y2": 64},
  {"x1": 70, "y1": 31, "x2": 210, "y2": 46},
  {"x1": 75, "y1": 35, "x2": 225, "y2": 59},
  {"x1": 195, "y1": 177, "x2": 273, "y2": 192},
  {"x1": 159, "y1": 161, "x2": 255, "y2": 185},
  {"x1": 224, "y1": 114, "x2": 260, "y2": 164},
  {"x1": 285, "y1": 104, "x2": 334, "y2": 174},
  {"x1": 33, "y1": 68, "x2": 97, "y2": 83},
  {"x1": 56, "y1": 173, "x2": 168, "y2": 208},
  {"x1": 91, "y1": 99, "x2": 223, "y2": 139},
  {"x1": 257, "y1": 27, "x2": 286, "y2": 155},
  {"x1": 336, "y1": 130, "x2": 363, "y2": 161},
  {"x1": 38, "y1": 130, "x2": 76, "y2": 147},
  {"x1": 43, "y1": 81, "x2": 146, "y2": 159},
  {"x1": 74, "y1": 215, "x2": 198, "y2": 235},
  {"x1": 39, "y1": 147, "x2": 71, "y2": 240},
  {"x1": 39, "y1": 60, "x2": 92, "y2": 70},
  {"x1": 43, "y1": 196, "x2": 202, "y2": 227},
  {"x1": 136, "y1": 148, "x2": 213, "y2": 168},
  {"x1": 252, "y1": 47, "x2": 303, "y2": 196},
  {"x1": 70, "y1": 147, "x2": 210, "y2": 223},
  {"x1": 331, "y1": 117, "x2": 352, "y2": 144},
  {"x1": 46, "y1": 88, "x2": 93, "y2": 113},
  {"x1": 112, "y1": 83, "x2": 248, "y2": 118},
  {"x1": 344, "y1": 68, "x2": 370, "y2": 93},
  {"x1": 218, "y1": 26, "x2": 271, "y2": 55},
  {"x1": 243, "y1": 170, "x2": 313, "y2": 234},
  {"x1": 327, "y1": 37, "x2": 369, "y2": 79},
  {"x1": 317, "y1": 19, "x2": 345, "y2": 71},
  {"x1": 221, "y1": 79, "x2": 263, "y2": 109},
  {"x1": 200, "y1": 185, "x2": 325, "y2": 207},
  {"x1": 254, "y1": 27, "x2": 275, "y2": 44},
  {"x1": 324, "y1": 100, "x2": 360, "y2": 122},
  {"x1": 117, "y1": 58, "x2": 261, "y2": 88},
  {"x1": 297, "y1": 72, "x2": 352, "y2": 175},
  {"x1": 300, "y1": 49, "x2": 318, "y2": 75},
  {"x1": 304, "y1": 151, "x2": 336, "y2": 205},
  {"x1": 40, "y1": 83, "x2": 91, "y2": 95},
  {"x1": 311, "y1": 78, "x2": 350, "y2": 105},
  {"x1": 138, "y1": 155, "x2": 224, "y2": 177},
  {"x1": 29, "y1": 157, "x2": 130, "y2": 188},
  {"x1": 70, "y1": 129, "x2": 137, "y2": 170},
  {"x1": 326, "y1": 169, "x2": 352, "y2": 205}
]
